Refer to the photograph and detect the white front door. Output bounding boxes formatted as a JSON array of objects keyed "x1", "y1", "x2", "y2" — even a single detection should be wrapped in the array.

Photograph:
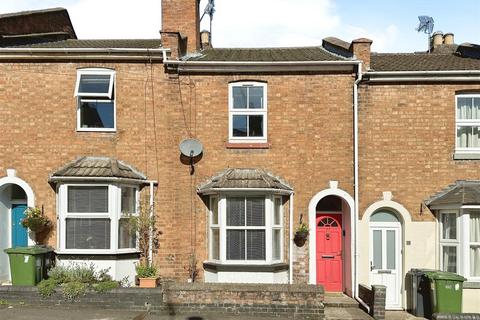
[{"x1": 369, "y1": 222, "x2": 402, "y2": 309}]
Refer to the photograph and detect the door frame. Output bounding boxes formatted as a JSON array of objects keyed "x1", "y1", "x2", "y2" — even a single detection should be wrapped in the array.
[
  {"x1": 369, "y1": 220, "x2": 402, "y2": 310},
  {"x1": 316, "y1": 213, "x2": 343, "y2": 291},
  {"x1": 308, "y1": 181, "x2": 355, "y2": 296}
]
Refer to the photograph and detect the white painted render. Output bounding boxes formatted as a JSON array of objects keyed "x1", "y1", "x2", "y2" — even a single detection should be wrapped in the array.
[{"x1": 204, "y1": 270, "x2": 288, "y2": 284}]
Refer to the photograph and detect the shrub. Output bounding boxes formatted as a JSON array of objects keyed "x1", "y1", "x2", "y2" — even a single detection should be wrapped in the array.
[
  {"x1": 93, "y1": 280, "x2": 119, "y2": 293},
  {"x1": 37, "y1": 278, "x2": 57, "y2": 298},
  {"x1": 135, "y1": 263, "x2": 158, "y2": 278},
  {"x1": 62, "y1": 281, "x2": 87, "y2": 301}
]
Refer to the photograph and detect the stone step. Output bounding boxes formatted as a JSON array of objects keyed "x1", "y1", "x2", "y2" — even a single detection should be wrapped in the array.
[
  {"x1": 325, "y1": 307, "x2": 373, "y2": 320},
  {"x1": 323, "y1": 293, "x2": 360, "y2": 308}
]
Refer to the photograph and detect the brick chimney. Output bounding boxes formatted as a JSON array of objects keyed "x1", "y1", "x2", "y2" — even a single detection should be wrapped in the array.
[
  {"x1": 161, "y1": 0, "x2": 200, "y2": 58},
  {"x1": 350, "y1": 38, "x2": 373, "y2": 72}
]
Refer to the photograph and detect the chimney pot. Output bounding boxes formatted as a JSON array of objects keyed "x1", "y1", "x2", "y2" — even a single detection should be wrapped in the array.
[
  {"x1": 443, "y1": 33, "x2": 454, "y2": 45},
  {"x1": 200, "y1": 30, "x2": 212, "y2": 49},
  {"x1": 431, "y1": 31, "x2": 444, "y2": 49}
]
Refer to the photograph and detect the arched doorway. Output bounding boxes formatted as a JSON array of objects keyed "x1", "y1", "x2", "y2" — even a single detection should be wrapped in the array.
[
  {"x1": 308, "y1": 183, "x2": 355, "y2": 296},
  {"x1": 369, "y1": 210, "x2": 402, "y2": 309},
  {"x1": 0, "y1": 171, "x2": 35, "y2": 283}
]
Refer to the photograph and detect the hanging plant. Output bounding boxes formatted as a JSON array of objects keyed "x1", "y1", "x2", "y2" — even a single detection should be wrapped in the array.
[
  {"x1": 21, "y1": 207, "x2": 51, "y2": 233},
  {"x1": 294, "y1": 222, "x2": 309, "y2": 247}
]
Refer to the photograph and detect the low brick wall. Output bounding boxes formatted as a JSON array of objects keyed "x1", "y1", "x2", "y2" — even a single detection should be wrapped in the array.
[
  {"x1": 0, "y1": 286, "x2": 162, "y2": 311},
  {"x1": 162, "y1": 282, "x2": 325, "y2": 319},
  {"x1": 358, "y1": 284, "x2": 386, "y2": 320},
  {"x1": 433, "y1": 314, "x2": 480, "y2": 320}
]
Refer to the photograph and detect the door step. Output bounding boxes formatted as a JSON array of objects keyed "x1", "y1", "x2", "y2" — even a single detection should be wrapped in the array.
[{"x1": 324, "y1": 293, "x2": 373, "y2": 320}]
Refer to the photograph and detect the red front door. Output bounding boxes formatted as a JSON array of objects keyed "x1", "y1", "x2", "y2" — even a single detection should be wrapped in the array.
[{"x1": 316, "y1": 214, "x2": 343, "y2": 291}]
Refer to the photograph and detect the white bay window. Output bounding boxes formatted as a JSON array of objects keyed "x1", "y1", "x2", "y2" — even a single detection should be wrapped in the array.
[
  {"x1": 209, "y1": 195, "x2": 283, "y2": 264},
  {"x1": 59, "y1": 184, "x2": 138, "y2": 254}
]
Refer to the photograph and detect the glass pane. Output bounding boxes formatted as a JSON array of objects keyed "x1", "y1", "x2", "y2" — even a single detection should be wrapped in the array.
[
  {"x1": 371, "y1": 211, "x2": 399, "y2": 223},
  {"x1": 66, "y1": 218, "x2": 110, "y2": 249},
  {"x1": 274, "y1": 198, "x2": 281, "y2": 225},
  {"x1": 470, "y1": 246, "x2": 480, "y2": 277},
  {"x1": 475, "y1": 98, "x2": 480, "y2": 120},
  {"x1": 232, "y1": 115, "x2": 247, "y2": 137},
  {"x1": 248, "y1": 115, "x2": 263, "y2": 137},
  {"x1": 272, "y1": 229, "x2": 281, "y2": 260},
  {"x1": 68, "y1": 186, "x2": 108, "y2": 213},
  {"x1": 78, "y1": 74, "x2": 111, "y2": 95},
  {"x1": 227, "y1": 230, "x2": 245, "y2": 260},
  {"x1": 442, "y1": 213, "x2": 457, "y2": 240},
  {"x1": 10, "y1": 185, "x2": 26, "y2": 200},
  {"x1": 373, "y1": 230, "x2": 382, "y2": 270},
  {"x1": 211, "y1": 198, "x2": 218, "y2": 225},
  {"x1": 470, "y1": 212, "x2": 480, "y2": 242},
  {"x1": 386, "y1": 230, "x2": 396, "y2": 270},
  {"x1": 118, "y1": 218, "x2": 136, "y2": 249},
  {"x1": 211, "y1": 228, "x2": 219, "y2": 260},
  {"x1": 316, "y1": 195, "x2": 342, "y2": 212},
  {"x1": 233, "y1": 87, "x2": 247, "y2": 109},
  {"x1": 442, "y1": 246, "x2": 457, "y2": 273},
  {"x1": 121, "y1": 187, "x2": 136, "y2": 214},
  {"x1": 80, "y1": 100, "x2": 114, "y2": 129},
  {"x1": 248, "y1": 87, "x2": 264, "y2": 109},
  {"x1": 227, "y1": 198, "x2": 245, "y2": 226},
  {"x1": 247, "y1": 230, "x2": 265, "y2": 260},
  {"x1": 457, "y1": 126, "x2": 470, "y2": 148},
  {"x1": 246, "y1": 197, "x2": 265, "y2": 226}
]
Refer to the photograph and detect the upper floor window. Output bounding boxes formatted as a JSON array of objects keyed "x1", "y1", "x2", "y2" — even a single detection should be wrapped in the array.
[
  {"x1": 75, "y1": 69, "x2": 116, "y2": 132},
  {"x1": 228, "y1": 82, "x2": 267, "y2": 144},
  {"x1": 456, "y1": 95, "x2": 480, "y2": 153}
]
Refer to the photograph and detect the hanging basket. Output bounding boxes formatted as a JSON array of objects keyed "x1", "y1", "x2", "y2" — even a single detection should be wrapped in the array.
[{"x1": 294, "y1": 232, "x2": 308, "y2": 247}]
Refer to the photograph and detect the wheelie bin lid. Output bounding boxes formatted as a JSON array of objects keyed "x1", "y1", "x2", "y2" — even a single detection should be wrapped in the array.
[
  {"x1": 423, "y1": 270, "x2": 466, "y2": 282},
  {"x1": 4, "y1": 246, "x2": 54, "y2": 255}
]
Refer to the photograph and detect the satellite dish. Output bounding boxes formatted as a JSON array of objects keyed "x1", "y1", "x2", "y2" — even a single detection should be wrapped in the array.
[
  {"x1": 417, "y1": 16, "x2": 434, "y2": 34},
  {"x1": 179, "y1": 138, "x2": 203, "y2": 158}
]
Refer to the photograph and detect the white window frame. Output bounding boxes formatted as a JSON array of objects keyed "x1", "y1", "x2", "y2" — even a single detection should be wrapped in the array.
[
  {"x1": 75, "y1": 68, "x2": 116, "y2": 132},
  {"x1": 228, "y1": 81, "x2": 268, "y2": 144},
  {"x1": 208, "y1": 194, "x2": 283, "y2": 265},
  {"x1": 455, "y1": 94, "x2": 480, "y2": 154},
  {"x1": 209, "y1": 196, "x2": 220, "y2": 261},
  {"x1": 272, "y1": 196, "x2": 284, "y2": 262},
  {"x1": 439, "y1": 211, "x2": 460, "y2": 273},
  {"x1": 58, "y1": 183, "x2": 139, "y2": 254}
]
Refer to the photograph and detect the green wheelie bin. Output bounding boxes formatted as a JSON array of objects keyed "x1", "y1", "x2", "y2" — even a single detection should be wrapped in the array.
[
  {"x1": 4, "y1": 246, "x2": 54, "y2": 286},
  {"x1": 423, "y1": 270, "x2": 466, "y2": 316}
]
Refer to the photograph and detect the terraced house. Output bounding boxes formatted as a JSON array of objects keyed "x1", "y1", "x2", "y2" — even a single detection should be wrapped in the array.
[{"x1": 0, "y1": 0, "x2": 479, "y2": 314}]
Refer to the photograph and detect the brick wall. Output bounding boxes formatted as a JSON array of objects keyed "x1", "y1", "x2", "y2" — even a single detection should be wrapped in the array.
[
  {"x1": 358, "y1": 284, "x2": 386, "y2": 320},
  {"x1": 161, "y1": 0, "x2": 200, "y2": 53},
  {"x1": 359, "y1": 83, "x2": 480, "y2": 220},
  {"x1": 0, "y1": 60, "x2": 355, "y2": 282}
]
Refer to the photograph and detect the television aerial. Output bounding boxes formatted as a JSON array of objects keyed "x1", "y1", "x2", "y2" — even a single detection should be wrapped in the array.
[
  {"x1": 416, "y1": 16, "x2": 434, "y2": 52},
  {"x1": 200, "y1": 0, "x2": 216, "y2": 36},
  {"x1": 179, "y1": 138, "x2": 203, "y2": 175}
]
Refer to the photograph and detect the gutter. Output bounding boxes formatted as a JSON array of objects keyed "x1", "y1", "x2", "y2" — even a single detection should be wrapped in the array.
[
  {"x1": 48, "y1": 176, "x2": 158, "y2": 186},
  {"x1": 197, "y1": 188, "x2": 294, "y2": 196},
  {"x1": 366, "y1": 70, "x2": 480, "y2": 83}
]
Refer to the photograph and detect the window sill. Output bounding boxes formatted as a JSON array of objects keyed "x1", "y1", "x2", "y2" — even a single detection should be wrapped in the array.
[
  {"x1": 453, "y1": 153, "x2": 480, "y2": 160},
  {"x1": 76, "y1": 129, "x2": 117, "y2": 133},
  {"x1": 55, "y1": 251, "x2": 140, "y2": 260},
  {"x1": 464, "y1": 281, "x2": 480, "y2": 289},
  {"x1": 203, "y1": 261, "x2": 288, "y2": 273},
  {"x1": 225, "y1": 142, "x2": 270, "y2": 149}
]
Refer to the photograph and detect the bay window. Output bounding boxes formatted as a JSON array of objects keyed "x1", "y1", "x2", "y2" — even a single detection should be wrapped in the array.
[
  {"x1": 439, "y1": 212, "x2": 459, "y2": 273},
  {"x1": 59, "y1": 184, "x2": 138, "y2": 253},
  {"x1": 208, "y1": 195, "x2": 283, "y2": 264}
]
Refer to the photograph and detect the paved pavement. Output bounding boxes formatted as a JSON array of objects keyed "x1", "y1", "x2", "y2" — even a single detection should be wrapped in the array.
[{"x1": 0, "y1": 305, "x2": 290, "y2": 320}]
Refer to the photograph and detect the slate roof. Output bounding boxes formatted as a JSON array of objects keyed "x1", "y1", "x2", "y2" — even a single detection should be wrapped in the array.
[
  {"x1": 186, "y1": 46, "x2": 349, "y2": 62},
  {"x1": 370, "y1": 53, "x2": 480, "y2": 71},
  {"x1": 425, "y1": 181, "x2": 480, "y2": 207},
  {"x1": 3, "y1": 39, "x2": 162, "y2": 49},
  {"x1": 197, "y1": 168, "x2": 293, "y2": 193},
  {"x1": 50, "y1": 157, "x2": 146, "y2": 181}
]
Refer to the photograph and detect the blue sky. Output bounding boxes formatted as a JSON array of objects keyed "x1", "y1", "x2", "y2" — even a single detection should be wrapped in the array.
[{"x1": 0, "y1": 0, "x2": 478, "y2": 52}]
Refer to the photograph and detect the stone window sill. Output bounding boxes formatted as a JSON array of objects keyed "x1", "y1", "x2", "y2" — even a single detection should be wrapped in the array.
[
  {"x1": 463, "y1": 282, "x2": 480, "y2": 289},
  {"x1": 55, "y1": 251, "x2": 140, "y2": 260},
  {"x1": 203, "y1": 261, "x2": 288, "y2": 273},
  {"x1": 225, "y1": 142, "x2": 270, "y2": 149},
  {"x1": 453, "y1": 153, "x2": 480, "y2": 160}
]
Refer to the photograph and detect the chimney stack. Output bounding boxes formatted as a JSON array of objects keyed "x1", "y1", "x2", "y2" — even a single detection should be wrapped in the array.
[
  {"x1": 161, "y1": 0, "x2": 200, "y2": 58},
  {"x1": 443, "y1": 33, "x2": 454, "y2": 45},
  {"x1": 200, "y1": 30, "x2": 212, "y2": 49},
  {"x1": 350, "y1": 38, "x2": 373, "y2": 72}
]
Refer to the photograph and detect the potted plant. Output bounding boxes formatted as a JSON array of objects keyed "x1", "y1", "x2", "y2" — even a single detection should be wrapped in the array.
[
  {"x1": 127, "y1": 196, "x2": 161, "y2": 288},
  {"x1": 294, "y1": 222, "x2": 309, "y2": 247},
  {"x1": 21, "y1": 206, "x2": 51, "y2": 234}
]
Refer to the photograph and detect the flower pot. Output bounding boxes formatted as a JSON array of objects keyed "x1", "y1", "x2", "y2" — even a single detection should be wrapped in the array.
[
  {"x1": 294, "y1": 232, "x2": 308, "y2": 247},
  {"x1": 138, "y1": 277, "x2": 158, "y2": 288}
]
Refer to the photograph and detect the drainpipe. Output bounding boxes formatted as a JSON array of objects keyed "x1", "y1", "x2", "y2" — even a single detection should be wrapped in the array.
[
  {"x1": 148, "y1": 181, "x2": 155, "y2": 264},
  {"x1": 353, "y1": 62, "x2": 370, "y2": 312},
  {"x1": 289, "y1": 193, "x2": 294, "y2": 284}
]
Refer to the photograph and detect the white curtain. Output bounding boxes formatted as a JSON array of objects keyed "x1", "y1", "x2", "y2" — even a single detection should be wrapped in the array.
[
  {"x1": 457, "y1": 97, "x2": 480, "y2": 148},
  {"x1": 470, "y1": 213, "x2": 480, "y2": 277},
  {"x1": 442, "y1": 246, "x2": 457, "y2": 273}
]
